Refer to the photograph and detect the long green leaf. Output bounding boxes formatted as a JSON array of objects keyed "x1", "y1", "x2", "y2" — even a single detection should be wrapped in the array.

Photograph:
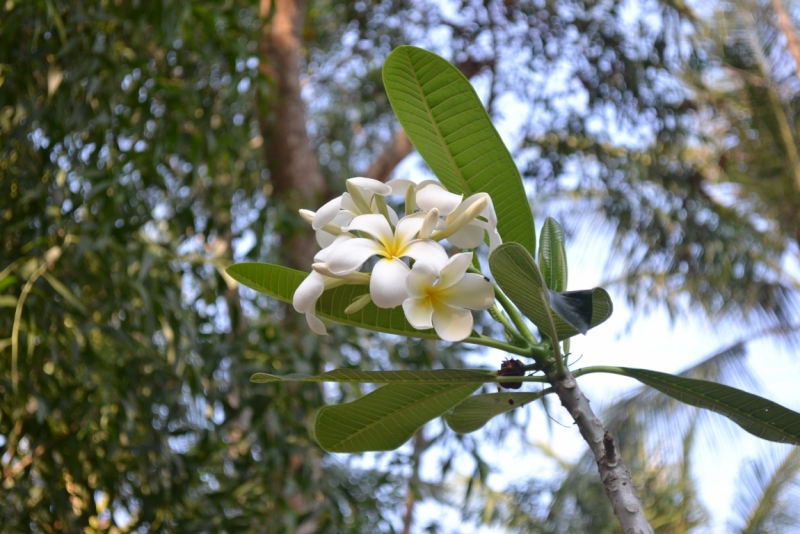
[
  {"x1": 227, "y1": 262, "x2": 305, "y2": 303},
  {"x1": 254, "y1": 368, "x2": 491, "y2": 383},
  {"x1": 383, "y1": 45, "x2": 536, "y2": 254},
  {"x1": 445, "y1": 391, "x2": 549, "y2": 434},
  {"x1": 584, "y1": 367, "x2": 800, "y2": 445},
  {"x1": 227, "y1": 262, "x2": 440, "y2": 339},
  {"x1": 489, "y1": 243, "x2": 612, "y2": 339},
  {"x1": 315, "y1": 382, "x2": 480, "y2": 452},
  {"x1": 538, "y1": 217, "x2": 567, "y2": 292}
]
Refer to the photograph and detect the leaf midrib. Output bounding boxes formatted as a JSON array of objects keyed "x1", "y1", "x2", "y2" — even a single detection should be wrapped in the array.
[
  {"x1": 403, "y1": 48, "x2": 472, "y2": 195},
  {"x1": 611, "y1": 367, "x2": 800, "y2": 443},
  {"x1": 321, "y1": 383, "x2": 475, "y2": 449}
]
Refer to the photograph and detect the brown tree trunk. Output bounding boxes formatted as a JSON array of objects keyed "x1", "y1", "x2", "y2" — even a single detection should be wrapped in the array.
[
  {"x1": 258, "y1": 0, "x2": 327, "y2": 270},
  {"x1": 771, "y1": 0, "x2": 800, "y2": 84},
  {"x1": 364, "y1": 130, "x2": 413, "y2": 183}
]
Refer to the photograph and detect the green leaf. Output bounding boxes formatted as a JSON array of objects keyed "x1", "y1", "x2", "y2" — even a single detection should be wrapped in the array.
[
  {"x1": 538, "y1": 217, "x2": 567, "y2": 292},
  {"x1": 595, "y1": 367, "x2": 800, "y2": 445},
  {"x1": 226, "y1": 262, "x2": 430, "y2": 337},
  {"x1": 383, "y1": 45, "x2": 536, "y2": 255},
  {"x1": 445, "y1": 391, "x2": 549, "y2": 434},
  {"x1": 226, "y1": 262, "x2": 305, "y2": 303},
  {"x1": 228, "y1": 262, "x2": 495, "y2": 343},
  {"x1": 251, "y1": 368, "x2": 545, "y2": 387},
  {"x1": 43, "y1": 272, "x2": 88, "y2": 314},
  {"x1": 489, "y1": 243, "x2": 612, "y2": 340},
  {"x1": 252, "y1": 368, "x2": 496, "y2": 384},
  {"x1": 547, "y1": 289, "x2": 594, "y2": 336},
  {"x1": 315, "y1": 382, "x2": 480, "y2": 452}
]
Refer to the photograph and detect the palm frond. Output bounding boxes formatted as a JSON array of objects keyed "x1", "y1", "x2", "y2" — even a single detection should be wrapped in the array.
[{"x1": 730, "y1": 446, "x2": 800, "y2": 533}]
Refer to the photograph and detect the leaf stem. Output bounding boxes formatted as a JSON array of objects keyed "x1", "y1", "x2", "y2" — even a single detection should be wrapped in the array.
[
  {"x1": 571, "y1": 365, "x2": 625, "y2": 379},
  {"x1": 468, "y1": 265, "x2": 550, "y2": 363},
  {"x1": 539, "y1": 290, "x2": 565, "y2": 378},
  {"x1": 493, "y1": 284, "x2": 537, "y2": 346},
  {"x1": 464, "y1": 335, "x2": 534, "y2": 357},
  {"x1": 488, "y1": 302, "x2": 527, "y2": 345}
]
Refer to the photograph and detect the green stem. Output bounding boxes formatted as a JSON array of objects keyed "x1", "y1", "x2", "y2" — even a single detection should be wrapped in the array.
[
  {"x1": 464, "y1": 335, "x2": 533, "y2": 357},
  {"x1": 489, "y1": 303, "x2": 527, "y2": 345},
  {"x1": 571, "y1": 365, "x2": 626, "y2": 379},
  {"x1": 494, "y1": 285, "x2": 536, "y2": 343},
  {"x1": 539, "y1": 290, "x2": 565, "y2": 378},
  {"x1": 467, "y1": 265, "x2": 551, "y2": 363}
]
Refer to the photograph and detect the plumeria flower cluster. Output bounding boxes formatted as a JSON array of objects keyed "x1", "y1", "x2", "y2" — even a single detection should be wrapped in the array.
[{"x1": 293, "y1": 177, "x2": 501, "y2": 341}]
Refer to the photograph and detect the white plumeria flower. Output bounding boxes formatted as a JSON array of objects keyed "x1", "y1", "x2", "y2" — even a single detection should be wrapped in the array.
[
  {"x1": 305, "y1": 177, "x2": 415, "y2": 247},
  {"x1": 414, "y1": 182, "x2": 502, "y2": 251},
  {"x1": 293, "y1": 236, "x2": 369, "y2": 335},
  {"x1": 325, "y1": 213, "x2": 448, "y2": 308},
  {"x1": 415, "y1": 180, "x2": 463, "y2": 216},
  {"x1": 446, "y1": 193, "x2": 502, "y2": 251},
  {"x1": 402, "y1": 252, "x2": 495, "y2": 342}
]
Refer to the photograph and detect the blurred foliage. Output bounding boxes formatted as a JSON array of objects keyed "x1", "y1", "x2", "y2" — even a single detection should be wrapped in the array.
[
  {"x1": 2, "y1": 0, "x2": 799, "y2": 532},
  {"x1": 0, "y1": 1, "x2": 466, "y2": 531}
]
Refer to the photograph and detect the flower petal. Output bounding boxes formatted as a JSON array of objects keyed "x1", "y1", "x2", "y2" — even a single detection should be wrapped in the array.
[
  {"x1": 293, "y1": 271, "x2": 325, "y2": 313},
  {"x1": 403, "y1": 297, "x2": 434, "y2": 329},
  {"x1": 305, "y1": 310, "x2": 328, "y2": 335},
  {"x1": 482, "y1": 195, "x2": 498, "y2": 226},
  {"x1": 325, "y1": 237, "x2": 383, "y2": 274},
  {"x1": 416, "y1": 181, "x2": 463, "y2": 216},
  {"x1": 406, "y1": 261, "x2": 440, "y2": 298},
  {"x1": 439, "y1": 274, "x2": 495, "y2": 310},
  {"x1": 312, "y1": 196, "x2": 342, "y2": 230},
  {"x1": 484, "y1": 223, "x2": 502, "y2": 251},
  {"x1": 386, "y1": 178, "x2": 415, "y2": 196},
  {"x1": 437, "y1": 252, "x2": 473, "y2": 290},
  {"x1": 348, "y1": 177, "x2": 392, "y2": 196},
  {"x1": 393, "y1": 214, "x2": 425, "y2": 244},
  {"x1": 343, "y1": 214, "x2": 395, "y2": 248},
  {"x1": 419, "y1": 208, "x2": 439, "y2": 239},
  {"x1": 402, "y1": 240, "x2": 449, "y2": 267},
  {"x1": 314, "y1": 234, "x2": 352, "y2": 262},
  {"x1": 431, "y1": 301, "x2": 474, "y2": 342},
  {"x1": 387, "y1": 205, "x2": 400, "y2": 226},
  {"x1": 316, "y1": 230, "x2": 337, "y2": 248},
  {"x1": 299, "y1": 209, "x2": 315, "y2": 225},
  {"x1": 341, "y1": 193, "x2": 358, "y2": 213},
  {"x1": 370, "y1": 258, "x2": 410, "y2": 308},
  {"x1": 447, "y1": 222, "x2": 485, "y2": 249}
]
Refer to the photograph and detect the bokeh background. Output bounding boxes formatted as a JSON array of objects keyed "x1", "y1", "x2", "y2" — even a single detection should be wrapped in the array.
[{"x1": 2, "y1": 0, "x2": 800, "y2": 532}]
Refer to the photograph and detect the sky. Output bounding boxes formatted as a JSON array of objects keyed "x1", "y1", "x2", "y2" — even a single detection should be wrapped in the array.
[{"x1": 403, "y1": 221, "x2": 800, "y2": 534}]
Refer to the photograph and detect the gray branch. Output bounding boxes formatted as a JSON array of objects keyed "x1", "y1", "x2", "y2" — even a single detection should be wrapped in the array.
[{"x1": 549, "y1": 371, "x2": 654, "y2": 534}]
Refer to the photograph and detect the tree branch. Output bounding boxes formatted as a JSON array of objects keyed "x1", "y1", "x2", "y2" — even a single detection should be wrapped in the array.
[
  {"x1": 401, "y1": 429, "x2": 429, "y2": 534},
  {"x1": 548, "y1": 371, "x2": 654, "y2": 534},
  {"x1": 770, "y1": 0, "x2": 800, "y2": 84}
]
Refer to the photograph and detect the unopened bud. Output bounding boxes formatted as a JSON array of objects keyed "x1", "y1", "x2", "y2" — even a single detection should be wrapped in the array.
[
  {"x1": 374, "y1": 194, "x2": 391, "y2": 223},
  {"x1": 405, "y1": 182, "x2": 416, "y2": 216},
  {"x1": 346, "y1": 181, "x2": 373, "y2": 215},
  {"x1": 344, "y1": 292, "x2": 372, "y2": 314},
  {"x1": 312, "y1": 263, "x2": 370, "y2": 284},
  {"x1": 432, "y1": 195, "x2": 488, "y2": 241},
  {"x1": 419, "y1": 208, "x2": 439, "y2": 239},
  {"x1": 299, "y1": 209, "x2": 315, "y2": 225}
]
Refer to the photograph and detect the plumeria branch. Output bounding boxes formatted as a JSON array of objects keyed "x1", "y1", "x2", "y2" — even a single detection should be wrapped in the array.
[
  {"x1": 538, "y1": 290, "x2": 566, "y2": 379},
  {"x1": 464, "y1": 334, "x2": 539, "y2": 357}
]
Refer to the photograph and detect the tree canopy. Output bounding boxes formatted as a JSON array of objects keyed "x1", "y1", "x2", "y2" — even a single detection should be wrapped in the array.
[{"x1": 2, "y1": 0, "x2": 799, "y2": 532}]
